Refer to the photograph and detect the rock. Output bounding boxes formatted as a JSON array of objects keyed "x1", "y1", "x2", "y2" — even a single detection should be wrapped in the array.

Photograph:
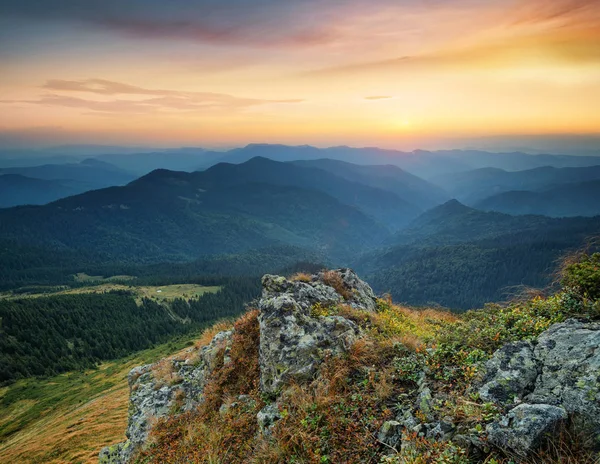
[
  {"x1": 257, "y1": 403, "x2": 282, "y2": 436},
  {"x1": 486, "y1": 403, "x2": 567, "y2": 457},
  {"x1": 258, "y1": 269, "x2": 376, "y2": 394},
  {"x1": 478, "y1": 341, "x2": 539, "y2": 404},
  {"x1": 98, "y1": 330, "x2": 233, "y2": 463},
  {"x1": 98, "y1": 441, "x2": 132, "y2": 464},
  {"x1": 478, "y1": 320, "x2": 600, "y2": 450},
  {"x1": 528, "y1": 319, "x2": 600, "y2": 446},
  {"x1": 416, "y1": 387, "x2": 435, "y2": 421},
  {"x1": 378, "y1": 420, "x2": 403, "y2": 450},
  {"x1": 261, "y1": 268, "x2": 378, "y2": 312},
  {"x1": 426, "y1": 419, "x2": 456, "y2": 441}
]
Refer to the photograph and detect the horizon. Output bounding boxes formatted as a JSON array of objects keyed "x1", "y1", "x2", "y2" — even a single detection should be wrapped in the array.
[{"x1": 1, "y1": 0, "x2": 599, "y2": 151}]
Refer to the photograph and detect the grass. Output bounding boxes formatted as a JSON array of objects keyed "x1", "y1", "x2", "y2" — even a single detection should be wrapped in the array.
[
  {"x1": 0, "y1": 334, "x2": 201, "y2": 464},
  {"x1": 0, "y1": 283, "x2": 221, "y2": 304},
  {"x1": 73, "y1": 273, "x2": 136, "y2": 283}
]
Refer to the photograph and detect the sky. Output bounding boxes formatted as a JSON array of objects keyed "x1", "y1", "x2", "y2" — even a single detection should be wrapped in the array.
[{"x1": 1, "y1": 0, "x2": 599, "y2": 151}]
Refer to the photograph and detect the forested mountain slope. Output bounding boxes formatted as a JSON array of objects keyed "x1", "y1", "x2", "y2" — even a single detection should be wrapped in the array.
[{"x1": 0, "y1": 167, "x2": 388, "y2": 263}]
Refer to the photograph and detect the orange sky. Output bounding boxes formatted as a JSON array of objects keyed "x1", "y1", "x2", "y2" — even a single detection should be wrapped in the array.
[{"x1": 0, "y1": 0, "x2": 599, "y2": 149}]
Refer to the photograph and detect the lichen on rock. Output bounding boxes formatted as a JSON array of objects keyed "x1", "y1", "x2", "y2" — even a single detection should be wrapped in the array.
[{"x1": 258, "y1": 269, "x2": 377, "y2": 394}]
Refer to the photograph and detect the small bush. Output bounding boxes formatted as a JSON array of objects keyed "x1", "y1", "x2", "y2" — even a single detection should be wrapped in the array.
[{"x1": 562, "y1": 252, "x2": 600, "y2": 301}]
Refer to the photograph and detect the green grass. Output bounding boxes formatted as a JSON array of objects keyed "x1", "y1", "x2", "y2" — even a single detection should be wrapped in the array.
[{"x1": 0, "y1": 283, "x2": 221, "y2": 304}]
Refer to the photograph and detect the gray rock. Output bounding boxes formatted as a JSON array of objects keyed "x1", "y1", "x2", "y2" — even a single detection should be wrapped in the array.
[
  {"x1": 378, "y1": 420, "x2": 403, "y2": 450},
  {"x1": 261, "y1": 268, "x2": 378, "y2": 312},
  {"x1": 478, "y1": 320, "x2": 600, "y2": 450},
  {"x1": 478, "y1": 340, "x2": 540, "y2": 404},
  {"x1": 426, "y1": 419, "x2": 456, "y2": 441},
  {"x1": 416, "y1": 387, "x2": 435, "y2": 421},
  {"x1": 258, "y1": 296, "x2": 359, "y2": 393},
  {"x1": 99, "y1": 329, "x2": 234, "y2": 463},
  {"x1": 257, "y1": 403, "x2": 282, "y2": 436},
  {"x1": 258, "y1": 270, "x2": 376, "y2": 394},
  {"x1": 528, "y1": 319, "x2": 600, "y2": 446},
  {"x1": 486, "y1": 403, "x2": 567, "y2": 457}
]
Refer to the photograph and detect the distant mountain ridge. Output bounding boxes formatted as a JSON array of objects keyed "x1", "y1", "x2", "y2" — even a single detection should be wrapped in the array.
[
  {"x1": 429, "y1": 165, "x2": 600, "y2": 204},
  {"x1": 476, "y1": 179, "x2": 600, "y2": 217},
  {"x1": 0, "y1": 174, "x2": 77, "y2": 208}
]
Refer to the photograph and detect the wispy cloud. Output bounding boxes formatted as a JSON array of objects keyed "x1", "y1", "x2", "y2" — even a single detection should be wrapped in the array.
[
  {"x1": 364, "y1": 96, "x2": 392, "y2": 100},
  {"x1": 2, "y1": 79, "x2": 304, "y2": 115}
]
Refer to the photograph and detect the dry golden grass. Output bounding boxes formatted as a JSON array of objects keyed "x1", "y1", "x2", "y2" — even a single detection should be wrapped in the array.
[
  {"x1": 321, "y1": 270, "x2": 352, "y2": 300},
  {"x1": 289, "y1": 272, "x2": 312, "y2": 283},
  {"x1": 0, "y1": 336, "x2": 198, "y2": 463}
]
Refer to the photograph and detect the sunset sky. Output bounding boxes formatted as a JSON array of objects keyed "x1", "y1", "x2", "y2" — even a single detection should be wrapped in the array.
[{"x1": 1, "y1": 0, "x2": 599, "y2": 150}]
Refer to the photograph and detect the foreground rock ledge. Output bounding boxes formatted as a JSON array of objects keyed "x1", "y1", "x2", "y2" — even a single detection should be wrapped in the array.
[
  {"x1": 99, "y1": 271, "x2": 600, "y2": 463},
  {"x1": 99, "y1": 268, "x2": 378, "y2": 463}
]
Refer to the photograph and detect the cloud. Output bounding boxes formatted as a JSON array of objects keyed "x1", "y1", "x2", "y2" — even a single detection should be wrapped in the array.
[
  {"x1": 0, "y1": 0, "x2": 341, "y2": 48},
  {"x1": 364, "y1": 96, "x2": 392, "y2": 100},
  {"x1": 2, "y1": 79, "x2": 304, "y2": 115}
]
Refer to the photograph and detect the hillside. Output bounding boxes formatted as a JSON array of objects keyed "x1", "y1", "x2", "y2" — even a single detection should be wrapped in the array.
[
  {"x1": 357, "y1": 201, "x2": 600, "y2": 308},
  {"x1": 291, "y1": 158, "x2": 449, "y2": 209},
  {"x1": 98, "y1": 261, "x2": 600, "y2": 464},
  {"x1": 476, "y1": 180, "x2": 600, "y2": 217}
]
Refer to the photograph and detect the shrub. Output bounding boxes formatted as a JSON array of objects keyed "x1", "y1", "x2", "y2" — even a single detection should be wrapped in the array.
[{"x1": 561, "y1": 252, "x2": 600, "y2": 301}]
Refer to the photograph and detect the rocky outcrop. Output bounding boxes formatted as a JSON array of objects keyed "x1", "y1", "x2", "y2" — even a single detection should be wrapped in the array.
[
  {"x1": 479, "y1": 319, "x2": 600, "y2": 456},
  {"x1": 258, "y1": 269, "x2": 377, "y2": 394},
  {"x1": 100, "y1": 268, "x2": 378, "y2": 462},
  {"x1": 99, "y1": 329, "x2": 233, "y2": 463}
]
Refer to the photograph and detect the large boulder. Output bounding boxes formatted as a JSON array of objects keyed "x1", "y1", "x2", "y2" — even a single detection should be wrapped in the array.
[
  {"x1": 486, "y1": 404, "x2": 567, "y2": 457},
  {"x1": 99, "y1": 330, "x2": 233, "y2": 464},
  {"x1": 480, "y1": 319, "x2": 600, "y2": 454},
  {"x1": 529, "y1": 319, "x2": 600, "y2": 446},
  {"x1": 258, "y1": 269, "x2": 377, "y2": 394}
]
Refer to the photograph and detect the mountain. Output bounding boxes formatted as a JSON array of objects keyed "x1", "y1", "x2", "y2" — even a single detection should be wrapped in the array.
[
  {"x1": 476, "y1": 179, "x2": 600, "y2": 217},
  {"x1": 291, "y1": 158, "x2": 449, "y2": 209},
  {"x1": 94, "y1": 148, "x2": 224, "y2": 176},
  {"x1": 0, "y1": 174, "x2": 77, "y2": 207},
  {"x1": 0, "y1": 159, "x2": 135, "y2": 197},
  {"x1": 429, "y1": 165, "x2": 600, "y2": 204},
  {"x1": 0, "y1": 167, "x2": 389, "y2": 263},
  {"x1": 356, "y1": 200, "x2": 600, "y2": 308},
  {"x1": 194, "y1": 156, "x2": 421, "y2": 229}
]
